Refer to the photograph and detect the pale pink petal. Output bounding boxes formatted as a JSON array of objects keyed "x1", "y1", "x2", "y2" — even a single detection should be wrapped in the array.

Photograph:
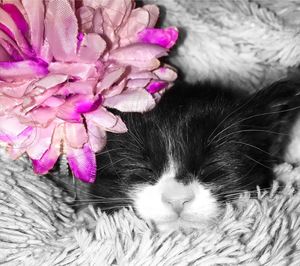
[
  {"x1": 128, "y1": 71, "x2": 156, "y2": 79},
  {"x1": 0, "y1": 60, "x2": 48, "y2": 82},
  {"x1": 0, "y1": 115, "x2": 28, "y2": 137},
  {"x1": 57, "y1": 80, "x2": 95, "y2": 96},
  {"x1": 64, "y1": 122, "x2": 88, "y2": 148},
  {"x1": 76, "y1": 6, "x2": 94, "y2": 32},
  {"x1": 109, "y1": 43, "x2": 167, "y2": 70},
  {"x1": 138, "y1": 27, "x2": 179, "y2": 49},
  {"x1": 45, "y1": 0, "x2": 78, "y2": 61},
  {"x1": 67, "y1": 143, "x2": 96, "y2": 183},
  {"x1": 127, "y1": 78, "x2": 150, "y2": 89},
  {"x1": 57, "y1": 102, "x2": 82, "y2": 123},
  {"x1": 100, "y1": 80, "x2": 126, "y2": 97},
  {"x1": 97, "y1": 67, "x2": 125, "y2": 92},
  {"x1": 77, "y1": 33, "x2": 106, "y2": 63},
  {"x1": 19, "y1": 106, "x2": 57, "y2": 127},
  {"x1": 26, "y1": 123, "x2": 56, "y2": 160},
  {"x1": 119, "y1": 8, "x2": 149, "y2": 47},
  {"x1": 101, "y1": 10, "x2": 117, "y2": 45},
  {"x1": 0, "y1": 95, "x2": 22, "y2": 114},
  {"x1": 101, "y1": 0, "x2": 129, "y2": 29},
  {"x1": 0, "y1": 80, "x2": 32, "y2": 98},
  {"x1": 107, "y1": 116, "x2": 128, "y2": 133},
  {"x1": 42, "y1": 96, "x2": 65, "y2": 108},
  {"x1": 22, "y1": 0, "x2": 44, "y2": 54},
  {"x1": 92, "y1": 8, "x2": 104, "y2": 35},
  {"x1": 86, "y1": 121, "x2": 107, "y2": 152},
  {"x1": 153, "y1": 65, "x2": 178, "y2": 82},
  {"x1": 23, "y1": 86, "x2": 60, "y2": 112},
  {"x1": 34, "y1": 74, "x2": 68, "y2": 90},
  {"x1": 103, "y1": 89, "x2": 155, "y2": 112},
  {"x1": 84, "y1": 107, "x2": 117, "y2": 129},
  {"x1": 48, "y1": 62, "x2": 97, "y2": 80},
  {"x1": 81, "y1": 0, "x2": 102, "y2": 9},
  {"x1": 143, "y1": 5, "x2": 159, "y2": 27}
]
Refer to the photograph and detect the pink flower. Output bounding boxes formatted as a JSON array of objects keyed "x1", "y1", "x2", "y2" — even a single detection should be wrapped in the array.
[{"x1": 0, "y1": 0, "x2": 178, "y2": 182}]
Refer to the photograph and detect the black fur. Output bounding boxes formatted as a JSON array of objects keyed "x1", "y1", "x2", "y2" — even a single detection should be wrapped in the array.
[{"x1": 90, "y1": 80, "x2": 300, "y2": 211}]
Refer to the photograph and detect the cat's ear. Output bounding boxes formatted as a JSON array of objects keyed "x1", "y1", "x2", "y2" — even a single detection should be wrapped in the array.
[
  {"x1": 251, "y1": 79, "x2": 300, "y2": 111},
  {"x1": 245, "y1": 79, "x2": 300, "y2": 120}
]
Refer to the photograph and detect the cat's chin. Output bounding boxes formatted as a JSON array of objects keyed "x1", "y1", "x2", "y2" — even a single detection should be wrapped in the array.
[{"x1": 154, "y1": 218, "x2": 213, "y2": 233}]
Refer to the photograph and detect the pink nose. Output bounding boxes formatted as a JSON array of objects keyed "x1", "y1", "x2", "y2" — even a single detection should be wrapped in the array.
[{"x1": 161, "y1": 185, "x2": 195, "y2": 214}]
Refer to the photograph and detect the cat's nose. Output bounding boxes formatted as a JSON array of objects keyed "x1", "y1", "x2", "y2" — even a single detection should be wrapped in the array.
[{"x1": 161, "y1": 189, "x2": 195, "y2": 214}]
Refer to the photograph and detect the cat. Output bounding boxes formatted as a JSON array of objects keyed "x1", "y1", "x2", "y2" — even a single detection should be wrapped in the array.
[{"x1": 85, "y1": 79, "x2": 300, "y2": 232}]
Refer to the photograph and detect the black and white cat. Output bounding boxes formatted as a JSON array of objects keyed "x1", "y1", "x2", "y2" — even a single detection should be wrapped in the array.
[{"x1": 88, "y1": 80, "x2": 300, "y2": 232}]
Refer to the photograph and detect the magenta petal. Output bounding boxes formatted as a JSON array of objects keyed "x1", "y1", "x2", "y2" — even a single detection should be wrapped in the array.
[
  {"x1": 147, "y1": 81, "x2": 168, "y2": 94},
  {"x1": 138, "y1": 27, "x2": 179, "y2": 49},
  {"x1": 67, "y1": 144, "x2": 96, "y2": 183},
  {"x1": 32, "y1": 147, "x2": 60, "y2": 175},
  {"x1": 75, "y1": 95, "x2": 102, "y2": 113},
  {"x1": 2, "y1": 4, "x2": 29, "y2": 35}
]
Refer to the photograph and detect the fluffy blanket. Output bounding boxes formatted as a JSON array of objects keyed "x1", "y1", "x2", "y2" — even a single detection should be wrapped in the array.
[{"x1": 1, "y1": 0, "x2": 300, "y2": 265}]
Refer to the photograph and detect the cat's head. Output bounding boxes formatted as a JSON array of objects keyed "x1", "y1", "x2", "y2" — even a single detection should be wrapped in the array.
[{"x1": 93, "y1": 80, "x2": 300, "y2": 232}]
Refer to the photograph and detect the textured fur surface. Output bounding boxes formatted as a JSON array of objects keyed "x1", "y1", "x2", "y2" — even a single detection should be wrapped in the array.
[{"x1": 1, "y1": 151, "x2": 300, "y2": 265}]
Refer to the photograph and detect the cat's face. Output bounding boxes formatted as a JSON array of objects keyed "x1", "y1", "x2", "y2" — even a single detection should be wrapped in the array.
[{"x1": 93, "y1": 81, "x2": 299, "y2": 232}]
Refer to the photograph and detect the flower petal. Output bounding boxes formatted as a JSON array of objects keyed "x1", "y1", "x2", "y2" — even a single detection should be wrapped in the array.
[
  {"x1": 48, "y1": 62, "x2": 97, "y2": 80},
  {"x1": 119, "y1": 8, "x2": 149, "y2": 47},
  {"x1": 97, "y1": 67, "x2": 126, "y2": 92},
  {"x1": 109, "y1": 43, "x2": 167, "y2": 70},
  {"x1": 22, "y1": 0, "x2": 45, "y2": 54},
  {"x1": 45, "y1": 0, "x2": 78, "y2": 61},
  {"x1": 64, "y1": 122, "x2": 88, "y2": 148},
  {"x1": 0, "y1": 6, "x2": 32, "y2": 56},
  {"x1": 147, "y1": 80, "x2": 168, "y2": 94},
  {"x1": 67, "y1": 143, "x2": 96, "y2": 183},
  {"x1": 86, "y1": 121, "x2": 107, "y2": 152},
  {"x1": 32, "y1": 123, "x2": 63, "y2": 174},
  {"x1": 26, "y1": 123, "x2": 56, "y2": 160},
  {"x1": 1, "y1": 3, "x2": 29, "y2": 35},
  {"x1": 107, "y1": 116, "x2": 128, "y2": 133},
  {"x1": 0, "y1": 95, "x2": 22, "y2": 114},
  {"x1": 76, "y1": 6, "x2": 94, "y2": 32},
  {"x1": 85, "y1": 107, "x2": 118, "y2": 129},
  {"x1": 32, "y1": 146, "x2": 60, "y2": 175},
  {"x1": 77, "y1": 33, "x2": 106, "y2": 63},
  {"x1": 0, "y1": 115, "x2": 28, "y2": 137},
  {"x1": 138, "y1": 27, "x2": 179, "y2": 49},
  {"x1": 0, "y1": 60, "x2": 48, "y2": 82},
  {"x1": 19, "y1": 106, "x2": 57, "y2": 127},
  {"x1": 103, "y1": 89, "x2": 155, "y2": 112},
  {"x1": 153, "y1": 65, "x2": 178, "y2": 82},
  {"x1": 0, "y1": 80, "x2": 32, "y2": 98},
  {"x1": 143, "y1": 5, "x2": 159, "y2": 27}
]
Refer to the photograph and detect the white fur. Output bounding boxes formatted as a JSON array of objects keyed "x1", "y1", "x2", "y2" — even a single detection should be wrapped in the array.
[
  {"x1": 285, "y1": 115, "x2": 300, "y2": 164},
  {"x1": 129, "y1": 158, "x2": 219, "y2": 232}
]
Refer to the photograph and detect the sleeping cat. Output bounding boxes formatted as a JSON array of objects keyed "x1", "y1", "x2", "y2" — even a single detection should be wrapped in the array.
[{"x1": 88, "y1": 80, "x2": 300, "y2": 232}]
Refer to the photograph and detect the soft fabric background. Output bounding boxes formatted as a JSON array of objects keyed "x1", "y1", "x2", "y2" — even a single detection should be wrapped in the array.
[{"x1": 1, "y1": 0, "x2": 300, "y2": 265}]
